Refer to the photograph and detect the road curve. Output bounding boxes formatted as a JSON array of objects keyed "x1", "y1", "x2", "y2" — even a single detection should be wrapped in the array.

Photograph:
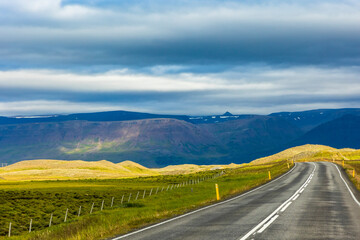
[{"x1": 112, "y1": 162, "x2": 360, "y2": 240}]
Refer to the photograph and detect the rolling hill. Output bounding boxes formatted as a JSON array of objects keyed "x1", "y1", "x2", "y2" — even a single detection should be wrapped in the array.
[
  {"x1": 0, "y1": 159, "x2": 240, "y2": 181},
  {"x1": 0, "y1": 159, "x2": 158, "y2": 180},
  {"x1": 2, "y1": 143, "x2": 359, "y2": 181},
  {"x1": 250, "y1": 144, "x2": 360, "y2": 165}
]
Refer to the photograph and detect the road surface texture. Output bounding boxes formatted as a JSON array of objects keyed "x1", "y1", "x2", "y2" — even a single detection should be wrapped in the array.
[{"x1": 112, "y1": 162, "x2": 360, "y2": 240}]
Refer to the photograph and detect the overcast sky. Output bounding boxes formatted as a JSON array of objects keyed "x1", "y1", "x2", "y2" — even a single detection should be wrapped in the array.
[{"x1": 1, "y1": 0, "x2": 360, "y2": 116}]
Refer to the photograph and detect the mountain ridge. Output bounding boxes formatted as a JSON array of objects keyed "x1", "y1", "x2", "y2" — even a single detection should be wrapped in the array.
[
  {"x1": 0, "y1": 108, "x2": 360, "y2": 167},
  {"x1": 0, "y1": 116, "x2": 301, "y2": 167}
]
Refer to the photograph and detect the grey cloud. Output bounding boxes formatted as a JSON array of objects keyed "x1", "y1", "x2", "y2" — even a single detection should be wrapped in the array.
[
  {"x1": 0, "y1": 65, "x2": 359, "y2": 116},
  {"x1": 0, "y1": 1, "x2": 360, "y2": 69},
  {"x1": 0, "y1": 1, "x2": 360, "y2": 116}
]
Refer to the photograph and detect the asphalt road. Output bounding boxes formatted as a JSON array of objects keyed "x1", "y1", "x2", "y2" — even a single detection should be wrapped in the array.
[{"x1": 113, "y1": 162, "x2": 360, "y2": 240}]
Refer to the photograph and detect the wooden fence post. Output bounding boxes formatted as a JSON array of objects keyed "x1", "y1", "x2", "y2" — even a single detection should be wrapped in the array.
[
  {"x1": 8, "y1": 222, "x2": 11, "y2": 237},
  {"x1": 64, "y1": 208, "x2": 68, "y2": 222},
  {"x1": 49, "y1": 213, "x2": 53, "y2": 227},
  {"x1": 101, "y1": 200, "x2": 105, "y2": 211},
  {"x1": 90, "y1": 202, "x2": 95, "y2": 214}
]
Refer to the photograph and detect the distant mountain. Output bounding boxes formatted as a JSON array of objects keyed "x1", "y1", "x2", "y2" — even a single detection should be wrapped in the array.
[
  {"x1": 0, "y1": 110, "x2": 190, "y2": 125},
  {"x1": 0, "y1": 116, "x2": 302, "y2": 167},
  {"x1": 222, "y1": 111, "x2": 233, "y2": 116},
  {"x1": 0, "y1": 110, "x2": 255, "y2": 125},
  {"x1": 1, "y1": 108, "x2": 360, "y2": 167},
  {"x1": 293, "y1": 114, "x2": 360, "y2": 149},
  {"x1": 270, "y1": 108, "x2": 360, "y2": 131},
  {"x1": 4, "y1": 108, "x2": 360, "y2": 128}
]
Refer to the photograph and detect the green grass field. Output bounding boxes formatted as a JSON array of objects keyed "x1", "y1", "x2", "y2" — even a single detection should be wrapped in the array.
[
  {"x1": 0, "y1": 160, "x2": 291, "y2": 240},
  {"x1": 340, "y1": 160, "x2": 360, "y2": 191}
]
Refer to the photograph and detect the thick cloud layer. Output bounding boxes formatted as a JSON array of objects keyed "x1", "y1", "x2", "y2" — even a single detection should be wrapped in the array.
[
  {"x1": 0, "y1": 0, "x2": 359, "y2": 115},
  {"x1": 1, "y1": 66, "x2": 360, "y2": 115},
  {"x1": 1, "y1": 0, "x2": 360, "y2": 67}
]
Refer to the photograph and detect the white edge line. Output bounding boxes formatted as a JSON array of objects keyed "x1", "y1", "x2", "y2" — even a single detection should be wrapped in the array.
[
  {"x1": 239, "y1": 162, "x2": 316, "y2": 240},
  {"x1": 257, "y1": 215, "x2": 279, "y2": 233},
  {"x1": 112, "y1": 164, "x2": 298, "y2": 239},
  {"x1": 333, "y1": 163, "x2": 360, "y2": 207},
  {"x1": 280, "y1": 201, "x2": 292, "y2": 212}
]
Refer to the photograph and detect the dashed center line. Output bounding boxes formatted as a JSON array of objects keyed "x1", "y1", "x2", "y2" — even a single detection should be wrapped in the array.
[
  {"x1": 257, "y1": 215, "x2": 279, "y2": 233},
  {"x1": 239, "y1": 162, "x2": 316, "y2": 240},
  {"x1": 292, "y1": 194, "x2": 300, "y2": 201},
  {"x1": 280, "y1": 202, "x2": 292, "y2": 212}
]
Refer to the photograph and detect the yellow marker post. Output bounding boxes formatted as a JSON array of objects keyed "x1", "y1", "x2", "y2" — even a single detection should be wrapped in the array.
[
  {"x1": 353, "y1": 169, "x2": 355, "y2": 178},
  {"x1": 215, "y1": 184, "x2": 220, "y2": 201},
  {"x1": 342, "y1": 160, "x2": 344, "y2": 167},
  {"x1": 287, "y1": 163, "x2": 290, "y2": 169},
  {"x1": 268, "y1": 171, "x2": 271, "y2": 180}
]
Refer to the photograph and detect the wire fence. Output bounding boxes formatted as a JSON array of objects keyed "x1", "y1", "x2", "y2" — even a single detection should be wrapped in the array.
[{"x1": 3, "y1": 171, "x2": 224, "y2": 237}]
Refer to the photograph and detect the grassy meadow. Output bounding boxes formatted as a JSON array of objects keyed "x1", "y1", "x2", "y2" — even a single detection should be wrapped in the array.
[
  {"x1": 0, "y1": 160, "x2": 291, "y2": 239},
  {"x1": 340, "y1": 160, "x2": 360, "y2": 191}
]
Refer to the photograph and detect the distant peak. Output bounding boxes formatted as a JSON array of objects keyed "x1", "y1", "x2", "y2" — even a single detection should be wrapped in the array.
[{"x1": 223, "y1": 111, "x2": 233, "y2": 116}]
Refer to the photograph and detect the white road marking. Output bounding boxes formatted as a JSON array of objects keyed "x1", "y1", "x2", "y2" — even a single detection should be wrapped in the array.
[
  {"x1": 112, "y1": 163, "x2": 298, "y2": 239},
  {"x1": 333, "y1": 164, "x2": 360, "y2": 207},
  {"x1": 292, "y1": 194, "x2": 300, "y2": 201},
  {"x1": 280, "y1": 202, "x2": 292, "y2": 212},
  {"x1": 299, "y1": 188, "x2": 305, "y2": 193},
  {"x1": 239, "y1": 162, "x2": 316, "y2": 240},
  {"x1": 257, "y1": 215, "x2": 279, "y2": 233}
]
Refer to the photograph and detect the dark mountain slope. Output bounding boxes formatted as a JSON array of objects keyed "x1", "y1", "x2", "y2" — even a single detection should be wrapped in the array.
[
  {"x1": 270, "y1": 108, "x2": 360, "y2": 131},
  {"x1": 202, "y1": 115, "x2": 302, "y2": 160},
  {"x1": 293, "y1": 114, "x2": 360, "y2": 149},
  {"x1": 0, "y1": 116, "x2": 302, "y2": 167}
]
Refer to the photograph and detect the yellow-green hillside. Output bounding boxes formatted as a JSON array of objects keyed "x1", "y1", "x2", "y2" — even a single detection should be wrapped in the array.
[
  {"x1": 0, "y1": 159, "x2": 241, "y2": 181},
  {"x1": 0, "y1": 159, "x2": 159, "y2": 181},
  {"x1": 250, "y1": 144, "x2": 360, "y2": 165},
  {"x1": 3, "y1": 144, "x2": 359, "y2": 181}
]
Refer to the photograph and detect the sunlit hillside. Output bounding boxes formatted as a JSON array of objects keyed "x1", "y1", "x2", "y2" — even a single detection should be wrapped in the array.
[
  {"x1": 2, "y1": 144, "x2": 359, "y2": 181},
  {"x1": 0, "y1": 159, "x2": 241, "y2": 181},
  {"x1": 251, "y1": 144, "x2": 360, "y2": 164}
]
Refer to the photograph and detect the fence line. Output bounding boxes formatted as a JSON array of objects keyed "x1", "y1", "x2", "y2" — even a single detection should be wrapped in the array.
[{"x1": 3, "y1": 170, "x2": 224, "y2": 237}]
